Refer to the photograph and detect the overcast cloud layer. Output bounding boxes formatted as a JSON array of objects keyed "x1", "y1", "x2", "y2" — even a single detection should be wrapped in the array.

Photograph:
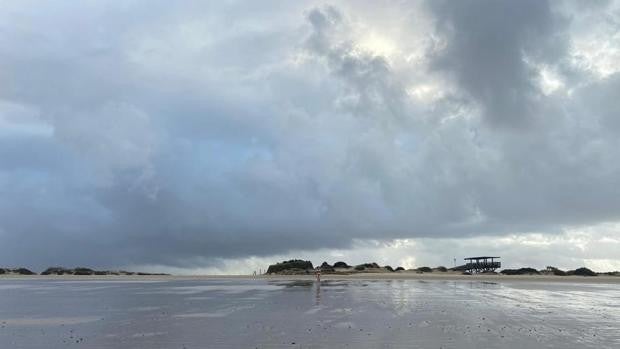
[{"x1": 1, "y1": 1, "x2": 620, "y2": 273}]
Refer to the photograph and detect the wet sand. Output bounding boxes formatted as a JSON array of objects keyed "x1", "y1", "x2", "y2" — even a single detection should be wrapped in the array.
[{"x1": 0, "y1": 277, "x2": 619, "y2": 348}]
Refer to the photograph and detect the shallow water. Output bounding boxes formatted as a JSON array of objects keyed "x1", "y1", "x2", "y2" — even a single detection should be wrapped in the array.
[{"x1": 0, "y1": 278, "x2": 618, "y2": 348}]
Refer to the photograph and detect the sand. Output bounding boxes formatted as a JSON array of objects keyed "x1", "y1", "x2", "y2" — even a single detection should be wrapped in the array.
[{"x1": 0, "y1": 277, "x2": 618, "y2": 348}]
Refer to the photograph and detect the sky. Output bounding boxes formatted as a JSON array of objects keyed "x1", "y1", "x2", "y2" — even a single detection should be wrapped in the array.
[{"x1": 1, "y1": 0, "x2": 620, "y2": 274}]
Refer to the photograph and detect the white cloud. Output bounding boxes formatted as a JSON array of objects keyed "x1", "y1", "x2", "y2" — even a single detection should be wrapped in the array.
[{"x1": 136, "y1": 223, "x2": 620, "y2": 274}]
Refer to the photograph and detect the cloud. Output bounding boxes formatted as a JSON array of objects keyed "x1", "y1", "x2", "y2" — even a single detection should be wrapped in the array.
[
  {"x1": 427, "y1": 0, "x2": 568, "y2": 127},
  {"x1": 0, "y1": 1, "x2": 619, "y2": 271},
  {"x1": 137, "y1": 223, "x2": 620, "y2": 275}
]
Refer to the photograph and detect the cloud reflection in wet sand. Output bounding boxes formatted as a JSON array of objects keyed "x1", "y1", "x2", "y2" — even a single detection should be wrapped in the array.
[{"x1": 0, "y1": 279, "x2": 618, "y2": 348}]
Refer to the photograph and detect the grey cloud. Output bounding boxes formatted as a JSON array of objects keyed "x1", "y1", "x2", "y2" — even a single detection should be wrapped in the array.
[
  {"x1": 576, "y1": 74, "x2": 620, "y2": 131},
  {"x1": 428, "y1": 0, "x2": 566, "y2": 127},
  {"x1": 0, "y1": 1, "x2": 619, "y2": 271}
]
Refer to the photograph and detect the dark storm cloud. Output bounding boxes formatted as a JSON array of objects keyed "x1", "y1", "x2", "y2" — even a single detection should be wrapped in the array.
[
  {"x1": 428, "y1": 0, "x2": 566, "y2": 127},
  {"x1": 1, "y1": 1, "x2": 619, "y2": 270}
]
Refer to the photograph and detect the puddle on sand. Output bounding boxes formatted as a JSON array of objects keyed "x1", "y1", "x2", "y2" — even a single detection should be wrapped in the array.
[{"x1": 0, "y1": 316, "x2": 101, "y2": 326}]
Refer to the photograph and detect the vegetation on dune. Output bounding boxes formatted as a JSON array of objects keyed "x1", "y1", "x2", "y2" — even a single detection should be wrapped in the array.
[
  {"x1": 601, "y1": 271, "x2": 620, "y2": 276},
  {"x1": 319, "y1": 262, "x2": 335, "y2": 272},
  {"x1": 333, "y1": 261, "x2": 350, "y2": 268},
  {"x1": 500, "y1": 268, "x2": 540, "y2": 275},
  {"x1": 15, "y1": 268, "x2": 35, "y2": 275},
  {"x1": 42, "y1": 267, "x2": 73, "y2": 275},
  {"x1": 266, "y1": 260, "x2": 314, "y2": 274},
  {"x1": 352, "y1": 262, "x2": 382, "y2": 271},
  {"x1": 0, "y1": 268, "x2": 35, "y2": 275},
  {"x1": 544, "y1": 266, "x2": 567, "y2": 276},
  {"x1": 568, "y1": 267, "x2": 597, "y2": 276},
  {"x1": 260, "y1": 259, "x2": 614, "y2": 277},
  {"x1": 40, "y1": 267, "x2": 168, "y2": 276},
  {"x1": 359, "y1": 262, "x2": 380, "y2": 268},
  {"x1": 73, "y1": 267, "x2": 95, "y2": 275}
]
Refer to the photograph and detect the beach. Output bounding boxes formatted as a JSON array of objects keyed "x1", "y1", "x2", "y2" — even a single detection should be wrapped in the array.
[{"x1": 1, "y1": 275, "x2": 619, "y2": 348}]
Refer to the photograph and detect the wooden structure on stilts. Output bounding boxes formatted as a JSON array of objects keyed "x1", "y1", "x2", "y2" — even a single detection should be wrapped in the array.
[{"x1": 464, "y1": 256, "x2": 501, "y2": 273}]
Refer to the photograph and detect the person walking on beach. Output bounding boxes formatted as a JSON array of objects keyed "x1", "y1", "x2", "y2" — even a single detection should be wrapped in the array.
[{"x1": 315, "y1": 268, "x2": 321, "y2": 282}]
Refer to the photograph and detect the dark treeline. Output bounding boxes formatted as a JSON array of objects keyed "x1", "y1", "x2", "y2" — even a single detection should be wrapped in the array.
[
  {"x1": 0, "y1": 267, "x2": 168, "y2": 276},
  {"x1": 264, "y1": 260, "x2": 615, "y2": 277}
]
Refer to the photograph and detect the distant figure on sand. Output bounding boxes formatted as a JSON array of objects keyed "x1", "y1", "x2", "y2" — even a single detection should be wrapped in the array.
[{"x1": 315, "y1": 268, "x2": 321, "y2": 282}]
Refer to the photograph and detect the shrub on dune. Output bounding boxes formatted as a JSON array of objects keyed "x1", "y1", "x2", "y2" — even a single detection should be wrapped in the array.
[
  {"x1": 569, "y1": 267, "x2": 597, "y2": 276},
  {"x1": 266, "y1": 260, "x2": 314, "y2": 274},
  {"x1": 500, "y1": 268, "x2": 540, "y2": 275},
  {"x1": 333, "y1": 261, "x2": 350, "y2": 268}
]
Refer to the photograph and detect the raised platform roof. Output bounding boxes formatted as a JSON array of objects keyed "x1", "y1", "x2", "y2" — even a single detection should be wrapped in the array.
[{"x1": 464, "y1": 256, "x2": 500, "y2": 260}]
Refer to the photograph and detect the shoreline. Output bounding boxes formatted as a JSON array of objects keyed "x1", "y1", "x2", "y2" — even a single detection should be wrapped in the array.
[{"x1": 1, "y1": 272, "x2": 619, "y2": 284}]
